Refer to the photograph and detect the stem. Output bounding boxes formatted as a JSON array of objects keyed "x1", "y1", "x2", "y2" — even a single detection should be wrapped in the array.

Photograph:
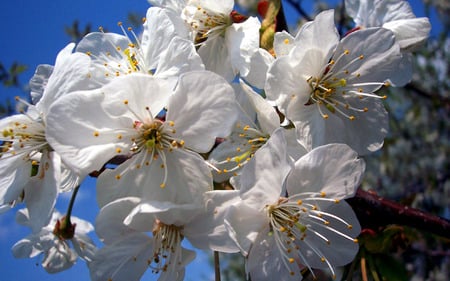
[
  {"x1": 65, "y1": 184, "x2": 80, "y2": 225},
  {"x1": 214, "y1": 251, "x2": 221, "y2": 281},
  {"x1": 348, "y1": 189, "x2": 450, "y2": 238}
]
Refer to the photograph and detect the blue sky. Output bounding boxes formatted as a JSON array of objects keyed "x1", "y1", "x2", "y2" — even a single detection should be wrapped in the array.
[{"x1": 0, "y1": 0, "x2": 443, "y2": 280}]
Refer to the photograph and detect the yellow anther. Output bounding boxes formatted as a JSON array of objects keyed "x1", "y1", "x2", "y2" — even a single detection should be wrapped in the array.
[
  {"x1": 321, "y1": 257, "x2": 326, "y2": 262},
  {"x1": 123, "y1": 100, "x2": 129, "y2": 105},
  {"x1": 86, "y1": 51, "x2": 92, "y2": 56},
  {"x1": 334, "y1": 199, "x2": 340, "y2": 204},
  {"x1": 279, "y1": 226, "x2": 287, "y2": 232},
  {"x1": 283, "y1": 38, "x2": 290, "y2": 44},
  {"x1": 117, "y1": 21, "x2": 123, "y2": 26},
  {"x1": 320, "y1": 192, "x2": 326, "y2": 197},
  {"x1": 344, "y1": 49, "x2": 350, "y2": 55},
  {"x1": 116, "y1": 148, "x2": 122, "y2": 153},
  {"x1": 363, "y1": 107, "x2": 368, "y2": 112},
  {"x1": 348, "y1": 225, "x2": 353, "y2": 230},
  {"x1": 117, "y1": 134, "x2": 122, "y2": 140},
  {"x1": 98, "y1": 26, "x2": 104, "y2": 32},
  {"x1": 115, "y1": 174, "x2": 121, "y2": 180},
  {"x1": 160, "y1": 183, "x2": 166, "y2": 188},
  {"x1": 288, "y1": 258, "x2": 295, "y2": 264},
  {"x1": 359, "y1": 55, "x2": 364, "y2": 59},
  {"x1": 168, "y1": 121, "x2": 175, "y2": 127},
  {"x1": 322, "y1": 114, "x2": 329, "y2": 120},
  {"x1": 31, "y1": 160, "x2": 39, "y2": 166},
  {"x1": 382, "y1": 95, "x2": 387, "y2": 99},
  {"x1": 243, "y1": 125, "x2": 250, "y2": 131},
  {"x1": 93, "y1": 131, "x2": 99, "y2": 137},
  {"x1": 353, "y1": 238, "x2": 359, "y2": 243},
  {"x1": 349, "y1": 115, "x2": 356, "y2": 121}
]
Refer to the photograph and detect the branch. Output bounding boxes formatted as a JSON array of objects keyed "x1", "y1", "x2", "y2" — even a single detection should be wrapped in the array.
[
  {"x1": 284, "y1": 0, "x2": 312, "y2": 21},
  {"x1": 348, "y1": 189, "x2": 450, "y2": 238}
]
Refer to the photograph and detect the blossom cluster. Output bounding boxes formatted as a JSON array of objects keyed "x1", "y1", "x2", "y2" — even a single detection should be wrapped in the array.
[{"x1": 0, "y1": 0, "x2": 430, "y2": 280}]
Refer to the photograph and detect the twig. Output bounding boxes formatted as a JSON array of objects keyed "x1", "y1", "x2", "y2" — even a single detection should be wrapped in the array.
[
  {"x1": 348, "y1": 189, "x2": 450, "y2": 238},
  {"x1": 214, "y1": 251, "x2": 221, "y2": 281},
  {"x1": 284, "y1": 0, "x2": 312, "y2": 21}
]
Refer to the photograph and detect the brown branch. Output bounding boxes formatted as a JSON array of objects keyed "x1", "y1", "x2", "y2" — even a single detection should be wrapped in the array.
[
  {"x1": 214, "y1": 251, "x2": 221, "y2": 281},
  {"x1": 347, "y1": 189, "x2": 450, "y2": 238}
]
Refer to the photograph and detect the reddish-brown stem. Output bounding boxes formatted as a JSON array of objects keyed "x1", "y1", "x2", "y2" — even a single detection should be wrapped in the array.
[{"x1": 348, "y1": 189, "x2": 450, "y2": 238}]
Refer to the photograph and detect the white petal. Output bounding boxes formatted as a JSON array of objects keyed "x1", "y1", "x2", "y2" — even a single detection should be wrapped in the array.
[
  {"x1": 89, "y1": 233, "x2": 153, "y2": 281},
  {"x1": 286, "y1": 143, "x2": 365, "y2": 199},
  {"x1": 24, "y1": 151, "x2": 60, "y2": 232},
  {"x1": 224, "y1": 201, "x2": 268, "y2": 256},
  {"x1": 198, "y1": 36, "x2": 236, "y2": 81},
  {"x1": 72, "y1": 234, "x2": 97, "y2": 262},
  {"x1": 142, "y1": 7, "x2": 190, "y2": 70},
  {"x1": 42, "y1": 241, "x2": 78, "y2": 273},
  {"x1": 246, "y1": 225, "x2": 303, "y2": 281},
  {"x1": 184, "y1": 190, "x2": 241, "y2": 253},
  {"x1": 383, "y1": 17, "x2": 431, "y2": 51},
  {"x1": 239, "y1": 128, "x2": 291, "y2": 206},
  {"x1": 167, "y1": 71, "x2": 238, "y2": 153},
  {"x1": 241, "y1": 48, "x2": 274, "y2": 89},
  {"x1": 240, "y1": 80, "x2": 279, "y2": 134},
  {"x1": 36, "y1": 43, "x2": 93, "y2": 113},
  {"x1": 125, "y1": 200, "x2": 202, "y2": 230},
  {"x1": 29, "y1": 64, "x2": 54, "y2": 105},
  {"x1": 154, "y1": 37, "x2": 204, "y2": 79},
  {"x1": 273, "y1": 31, "x2": 295, "y2": 57},
  {"x1": 226, "y1": 17, "x2": 261, "y2": 77},
  {"x1": 96, "y1": 197, "x2": 141, "y2": 243}
]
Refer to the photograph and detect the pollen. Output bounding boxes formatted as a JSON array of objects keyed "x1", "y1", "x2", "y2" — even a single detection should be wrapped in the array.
[{"x1": 283, "y1": 38, "x2": 290, "y2": 44}]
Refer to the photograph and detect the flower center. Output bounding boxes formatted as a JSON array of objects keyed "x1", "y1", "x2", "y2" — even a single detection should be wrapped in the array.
[
  {"x1": 213, "y1": 123, "x2": 268, "y2": 176},
  {"x1": 106, "y1": 100, "x2": 185, "y2": 188},
  {"x1": 149, "y1": 220, "x2": 184, "y2": 274},
  {"x1": 305, "y1": 49, "x2": 388, "y2": 121},
  {"x1": 183, "y1": 2, "x2": 232, "y2": 44},
  {"x1": 85, "y1": 22, "x2": 151, "y2": 79},
  {"x1": 266, "y1": 193, "x2": 358, "y2": 278},
  {"x1": 1, "y1": 98, "x2": 48, "y2": 160}
]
